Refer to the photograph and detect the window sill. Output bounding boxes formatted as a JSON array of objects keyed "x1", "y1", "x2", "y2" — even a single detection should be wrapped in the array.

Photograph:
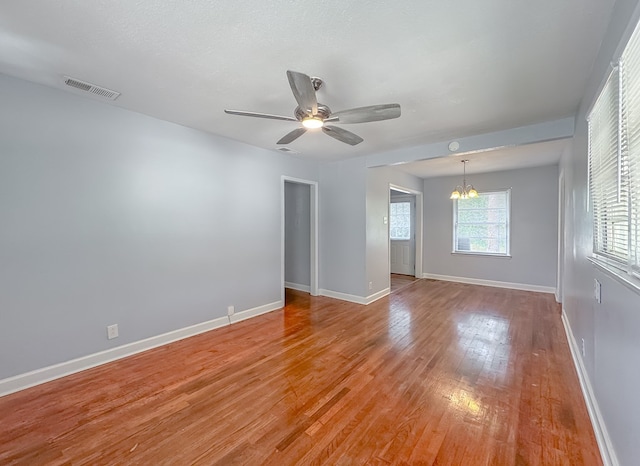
[
  {"x1": 587, "y1": 256, "x2": 640, "y2": 295},
  {"x1": 451, "y1": 251, "x2": 512, "y2": 258}
]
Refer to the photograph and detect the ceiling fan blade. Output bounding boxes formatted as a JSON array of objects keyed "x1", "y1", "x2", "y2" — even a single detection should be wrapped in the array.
[
  {"x1": 330, "y1": 104, "x2": 401, "y2": 124},
  {"x1": 286, "y1": 70, "x2": 318, "y2": 115},
  {"x1": 322, "y1": 125, "x2": 364, "y2": 146},
  {"x1": 277, "y1": 127, "x2": 307, "y2": 145},
  {"x1": 224, "y1": 109, "x2": 297, "y2": 122}
]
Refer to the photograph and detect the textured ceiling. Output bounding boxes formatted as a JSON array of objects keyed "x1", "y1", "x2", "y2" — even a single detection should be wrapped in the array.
[{"x1": 0, "y1": 0, "x2": 615, "y2": 162}]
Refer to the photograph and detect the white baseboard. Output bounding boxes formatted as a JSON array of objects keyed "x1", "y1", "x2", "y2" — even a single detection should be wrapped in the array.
[
  {"x1": 318, "y1": 288, "x2": 390, "y2": 305},
  {"x1": 284, "y1": 282, "x2": 311, "y2": 293},
  {"x1": 561, "y1": 310, "x2": 618, "y2": 466},
  {"x1": 365, "y1": 288, "x2": 390, "y2": 304},
  {"x1": 229, "y1": 300, "x2": 283, "y2": 324},
  {"x1": 0, "y1": 300, "x2": 284, "y2": 398},
  {"x1": 319, "y1": 288, "x2": 368, "y2": 305},
  {"x1": 422, "y1": 273, "x2": 556, "y2": 294}
]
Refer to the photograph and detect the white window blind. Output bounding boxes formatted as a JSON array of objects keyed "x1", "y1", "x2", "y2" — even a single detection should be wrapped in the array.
[
  {"x1": 588, "y1": 67, "x2": 629, "y2": 264},
  {"x1": 622, "y1": 21, "x2": 640, "y2": 277},
  {"x1": 453, "y1": 190, "x2": 510, "y2": 256}
]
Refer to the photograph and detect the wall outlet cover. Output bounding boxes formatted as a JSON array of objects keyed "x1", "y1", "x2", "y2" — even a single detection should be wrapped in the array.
[{"x1": 107, "y1": 324, "x2": 119, "y2": 340}]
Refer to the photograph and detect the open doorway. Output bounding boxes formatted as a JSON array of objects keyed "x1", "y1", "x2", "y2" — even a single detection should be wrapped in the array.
[
  {"x1": 389, "y1": 185, "x2": 422, "y2": 292},
  {"x1": 281, "y1": 177, "x2": 318, "y2": 304}
]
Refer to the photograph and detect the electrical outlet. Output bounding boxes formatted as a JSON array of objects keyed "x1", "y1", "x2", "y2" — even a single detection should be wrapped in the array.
[
  {"x1": 227, "y1": 305, "x2": 235, "y2": 316},
  {"x1": 581, "y1": 338, "x2": 586, "y2": 357},
  {"x1": 107, "y1": 324, "x2": 119, "y2": 340},
  {"x1": 594, "y1": 279, "x2": 602, "y2": 303},
  {"x1": 369, "y1": 281, "x2": 373, "y2": 290}
]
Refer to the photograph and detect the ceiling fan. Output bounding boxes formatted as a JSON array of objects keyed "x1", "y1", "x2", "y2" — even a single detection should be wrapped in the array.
[{"x1": 224, "y1": 70, "x2": 401, "y2": 146}]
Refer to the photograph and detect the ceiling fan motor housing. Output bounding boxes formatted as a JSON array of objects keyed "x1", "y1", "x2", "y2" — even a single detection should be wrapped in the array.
[
  {"x1": 295, "y1": 103, "x2": 331, "y2": 121},
  {"x1": 310, "y1": 77, "x2": 323, "y2": 91}
]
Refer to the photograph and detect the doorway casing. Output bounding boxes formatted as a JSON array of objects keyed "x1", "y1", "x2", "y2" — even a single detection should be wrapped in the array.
[
  {"x1": 281, "y1": 176, "x2": 319, "y2": 302},
  {"x1": 389, "y1": 183, "x2": 423, "y2": 281}
]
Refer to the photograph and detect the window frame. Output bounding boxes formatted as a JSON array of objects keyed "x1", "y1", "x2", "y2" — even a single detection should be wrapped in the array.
[
  {"x1": 587, "y1": 66, "x2": 630, "y2": 266},
  {"x1": 452, "y1": 189, "x2": 512, "y2": 257},
  {"x1": 586, "y1": 15, "x2": 640, "y2": 293}
]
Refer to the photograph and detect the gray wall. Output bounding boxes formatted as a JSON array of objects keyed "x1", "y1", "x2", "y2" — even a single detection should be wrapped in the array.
[
  {"x1": 319, "y1": 158, "x2": 367, "y2": 297},
  {"x1": 0, "y1": 74, "x2": 318, "y2": 380},
  {"x1": 284, "y1": 181, "x2": 310, "y2": 287},
  {"x1": 366, "y1": 166, "x2": 423, "y2": 295},
  {"x1": 563, "y1": 0, "x2": 640, "y2": 464},
  {"x1": 423, "y1": 165, "x2": 558, "y2": 288}
]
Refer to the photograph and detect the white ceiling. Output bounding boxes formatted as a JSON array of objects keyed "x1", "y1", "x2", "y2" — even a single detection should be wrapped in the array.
[{"x1": 0, "y1": 0, "x2": 615, "y2": 165}]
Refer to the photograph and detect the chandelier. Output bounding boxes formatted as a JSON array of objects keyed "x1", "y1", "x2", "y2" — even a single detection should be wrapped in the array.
[{"x1": 450, "y1": 159, "x2": 478, "y2": 200}]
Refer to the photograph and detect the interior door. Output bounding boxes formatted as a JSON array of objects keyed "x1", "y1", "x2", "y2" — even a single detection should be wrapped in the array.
[{"x1": 390, "y1": 195, "x2": 415, "y2": 275}]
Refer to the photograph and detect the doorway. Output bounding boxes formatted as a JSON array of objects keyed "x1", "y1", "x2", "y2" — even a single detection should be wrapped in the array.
[
  {"x1": 281, "y1": 177, "x2": 318, "y2": 304},
  {"x1": 389, "y1": 191, "x2": 416, "y2": 275},
  {"x1": 388, "y1": 184, "x2": 423, "y2": 293},
  {"x1": 557, "y1": 172, "x2": 565, "y2": 303}
]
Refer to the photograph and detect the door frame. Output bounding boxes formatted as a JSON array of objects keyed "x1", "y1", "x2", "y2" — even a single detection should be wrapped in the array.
[
  {"x1": 281, "y1": 176, "x2": 319, "y2": 302},
  {"x1": 389, "y1": 194, "x2": 416, "y2": 275},
  {"x1": 556, "y1": 172, "x2": 565, "y2": 303},
  {"x1": 389, "y1": 184, "x2": 423, "y2": 279}
]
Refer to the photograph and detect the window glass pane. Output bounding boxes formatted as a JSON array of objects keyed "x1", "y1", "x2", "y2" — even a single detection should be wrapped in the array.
[
  {"x1": 453, "y1": 191, "x2": 509, "y2": 255},
  {"x1": 390, "y1": 201, "x2": 411, "y2": 240}
]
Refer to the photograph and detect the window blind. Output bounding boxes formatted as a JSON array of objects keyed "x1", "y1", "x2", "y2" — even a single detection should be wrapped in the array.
[
  {"x1": 588, "y1": 67, "x2": 629, "y2": 263},
  {"x1": 622, "y1": 23, "x2": 640, "y2": 276}
]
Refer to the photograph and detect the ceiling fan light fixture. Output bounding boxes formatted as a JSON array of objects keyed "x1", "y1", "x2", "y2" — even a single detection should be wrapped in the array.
[
  {"x1": 224, "y1": 70, "x2": 400, "y2": 146},
  {"x1": 302, "y1": 117, "x2": 324, "y2": 129}
]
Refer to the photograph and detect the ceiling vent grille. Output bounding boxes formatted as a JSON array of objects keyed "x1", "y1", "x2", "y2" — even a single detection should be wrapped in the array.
[
  {"x1": 63, "y1": 76, "x2": 120, "y2": 100},
  {"x1": 277, "y1": 147, "x2": 299, "y2": 154}
]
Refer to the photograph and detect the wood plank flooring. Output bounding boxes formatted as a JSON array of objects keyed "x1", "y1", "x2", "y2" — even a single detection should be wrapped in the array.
[
  {"x1": 390, "y1": 274, "x2": 419, "y2": 293},
  {"x1": 0, "y1": 280, "x2": 601, "y2": 465}
]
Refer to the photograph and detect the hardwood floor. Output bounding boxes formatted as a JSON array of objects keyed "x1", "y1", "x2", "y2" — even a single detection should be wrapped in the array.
[
  {"x1": 0, "y1": 280, "x2": 601, "y2": 465},
  {"x1": 390, "y1": 273, "x2": 420, "y2": 293}
]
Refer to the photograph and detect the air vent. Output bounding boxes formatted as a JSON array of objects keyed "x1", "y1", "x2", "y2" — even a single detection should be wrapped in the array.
[
  {"x1": 277, "y1": 147, "x2": 299, "y2": 154},
  {"x1": 63, "y1": 76, "x2": 120, "y2": 100}
]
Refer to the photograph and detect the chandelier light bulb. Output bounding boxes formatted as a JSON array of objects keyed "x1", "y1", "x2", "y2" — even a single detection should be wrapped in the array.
[{"x1": 450, "y1": 160, "x2": 478, "y2": 201}]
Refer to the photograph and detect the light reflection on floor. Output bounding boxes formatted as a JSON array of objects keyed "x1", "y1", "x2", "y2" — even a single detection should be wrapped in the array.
[
  {"x1": 430, "y1": 312, "x2": 513, "y2": 422},
  {"x1": 387, "y1": 302, "x2": 413, "y2": 347},
  {"x1": 444, "y1": 387, "x2": 483, "y2": 416},
  {"x1": 455, "y1": 312, "x2": 512, "y2": 383}
]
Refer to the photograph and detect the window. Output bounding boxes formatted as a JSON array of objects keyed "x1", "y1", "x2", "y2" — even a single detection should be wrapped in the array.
[
  {"x1": 390, "y1": 201, "x2": 411, "y2": 240},
  {"x1": 453, "y1": 190, "x2": 510, "y2": 256},
  {"x1": 622, "y1": 22, "x2": 640, "y2": 278},
  {"x1": 588, "y1": 17, "x2": 640, "y2": 280},
  {"x1": 588, "y1": 67, "x2": 629, "y2": 263}
]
